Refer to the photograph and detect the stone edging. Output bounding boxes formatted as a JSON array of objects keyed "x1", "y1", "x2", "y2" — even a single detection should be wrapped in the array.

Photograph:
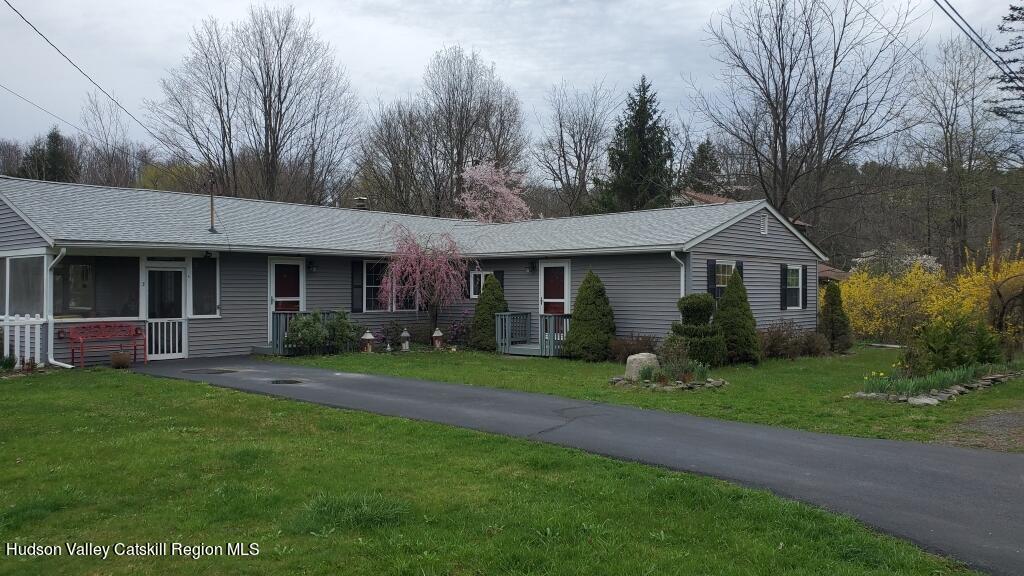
[
  {"x1": 609, "y1": 376, "x2": 727, "y2": 391},
  {"x1": 845, "y1": 371, "x2": 1023, "y2": 406}
]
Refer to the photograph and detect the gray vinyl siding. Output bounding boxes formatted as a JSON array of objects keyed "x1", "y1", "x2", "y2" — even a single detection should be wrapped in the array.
[
  {"x1": 188, "y1": 253, "x2": 269, "y2": 358},
  {"x1": 0, "y1": 198, "x2": 47, "y2": 250},
  {"x1": 571, "y1": 254, "x2": 681, "y2": 339},
  {"x1": 687, "y1": 208, "x2": 820, "y2": 329}
]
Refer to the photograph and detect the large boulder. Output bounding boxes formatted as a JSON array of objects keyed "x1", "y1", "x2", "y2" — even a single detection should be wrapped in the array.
[{"x1": 625, "y1": 353, "x2": 660, "y2": 381}]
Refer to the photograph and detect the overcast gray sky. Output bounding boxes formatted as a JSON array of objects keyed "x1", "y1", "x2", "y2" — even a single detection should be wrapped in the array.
[{"x1": 0, "y1": 0, "x2": 1010, "y2": 144}]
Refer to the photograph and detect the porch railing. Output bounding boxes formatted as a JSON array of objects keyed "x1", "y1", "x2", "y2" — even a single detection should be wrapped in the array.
[
  {"x1": 270, "y1": 310, "x2": 343, "y2": 355},
  {"x1": 1, "y1": 314, "x2": 46, "y2": 368},
  {"x1": 495, "y1": 312, "x2": 532, "y2": 354},
  {"x1": 539, "y1": 313, "x2": 572, "y2": 357}
]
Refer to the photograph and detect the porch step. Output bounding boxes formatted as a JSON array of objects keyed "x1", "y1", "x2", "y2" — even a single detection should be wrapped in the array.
[{"x1": 506, "y1": 344, "x2": 545, "y2": 356}]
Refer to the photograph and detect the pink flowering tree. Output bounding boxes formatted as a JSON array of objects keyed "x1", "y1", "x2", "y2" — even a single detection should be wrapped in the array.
[
  {"x1": 379, "y1": 224, "x2": 471, "y2": 332},
  {"x1": 459, "y1": 163, "x2": 532, "y2": 223}
]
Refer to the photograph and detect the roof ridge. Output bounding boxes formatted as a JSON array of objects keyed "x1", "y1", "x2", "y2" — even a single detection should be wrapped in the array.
[{"x1": 0, "y1": 175, "x2": 474, "y2": 224}]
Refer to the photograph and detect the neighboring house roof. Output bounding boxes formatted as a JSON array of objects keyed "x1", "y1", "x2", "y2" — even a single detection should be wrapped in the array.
[
  {"x1": 676, "y1": 189, "x2": 737, "y2": 206},
  {"x1": 0, "y1": 176, "x2": 826, "y2": 260},
  {"x1": 818, "y1": 262, "x2": 849, "y2": 282}
]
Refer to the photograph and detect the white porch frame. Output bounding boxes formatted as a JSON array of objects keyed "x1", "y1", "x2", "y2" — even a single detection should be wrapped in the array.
[
  {"x1": 267, "y1": 256, "x2": 306, "y2": 341},
  {"x1": 538, "y1": 259, "x2": 572, "y2": 315}
]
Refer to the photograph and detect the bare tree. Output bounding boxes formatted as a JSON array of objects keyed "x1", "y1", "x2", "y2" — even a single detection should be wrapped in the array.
[
  {"x1": 909, "y1": 36, "x2": 1012, "y2": 270},
  {"x1": 0, "y1": 139, "x2": 22, "y2": 176},
  {"x1": 79, "y1": 93, "x2": 152, "y2": 187},
  {"x1": 145, "y1": 4, "x2": 359, "y2": 203},
  {"x1": 534, "y1": 81, "x2": 617, "y2": 215},
  {"x1": 360, "y1": 46, "x2": 528, "y2": 217},
  {"x1": 696, "y1": 0, "x2": 917, "y2": 220}
]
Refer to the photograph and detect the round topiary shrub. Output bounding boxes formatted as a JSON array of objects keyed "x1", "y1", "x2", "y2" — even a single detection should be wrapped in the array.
[
  {"x1": 677, "y1": 293, "x2": 715, "y2": 326},
  {"x1": 713, "y1": 270, "x2": 760, "y2": 365},
  {"x1": 818, "y1": 282, "x2": 853, "y2": 353},
  {"x1": 672, "y1": 323, "x2": 727, "y2": 367},
  {"x1": 470, "y1": 274, "x2": 508, "y2": 351},
  {"x1": 562, "y1": 270, "x2": 616, "y2": 361}
]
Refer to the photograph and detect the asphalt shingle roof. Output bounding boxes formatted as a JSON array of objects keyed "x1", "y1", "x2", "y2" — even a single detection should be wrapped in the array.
[{"x1": 0, "y1": 176, "x2": 763, "y2": 257}]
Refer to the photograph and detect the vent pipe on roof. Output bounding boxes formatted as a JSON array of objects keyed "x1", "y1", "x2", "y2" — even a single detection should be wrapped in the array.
[
  {"x1": 353, "y1": 196, "x2": 368, "y2": 210},
  {"x1": 207, "y1": 171, "x2": 219, "y2": 234}
]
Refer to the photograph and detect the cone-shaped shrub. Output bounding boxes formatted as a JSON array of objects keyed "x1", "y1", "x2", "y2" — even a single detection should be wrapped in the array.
[
  {"x1": 818, "y1": 282, "x2": 853, "y2": 353},
  {"x1": 713, "y1": 270, "x2": 760, "y2": 364},
  {"x1": 470, "y1": 274, "x2": 508, "y2": 351},
  {"x1": 562, "y1": 270, "x2": 616, "y2": 361}
]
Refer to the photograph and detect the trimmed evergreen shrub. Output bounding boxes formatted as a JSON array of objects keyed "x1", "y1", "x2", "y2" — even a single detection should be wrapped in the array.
[
  {"x1": 285, "y1": 312, "x2": 328, "y2": 355},
  {"x1": 671, "y1": 323, "x2": 726, "y2": 366},
  {"x1": 469, "y1": 275, "x2": 509, "y2": 351},
  {"x1": 677, "y1": 293, "x2": 715, "y2": 325},
  {"x1": 562, "y1": 270, "x2": 616, "y2": 361},
  {"x1": 713, "y1": 270, "x2": 760, "y2": 364},
  {"x1": 325, "y1": 310, "x2": 361, "y2": 352},
  {"x1": 818, "y1": 282, "x2": 853, "y2": 353}
]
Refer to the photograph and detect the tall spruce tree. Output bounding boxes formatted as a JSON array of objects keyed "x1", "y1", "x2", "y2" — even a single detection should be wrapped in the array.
[
  {"x1": 994, "y1": 5, "x2": 1024, "y2": 125},
  {"x1": 597, "y1": 76, "x2": 674, "y2": 212},
  {"x1": 684, "y1": 138, "x2": 723, "y2": 195},
  {"x1": 712, "y1": 270, "x2": 760, "y2": 365},
  {"x1": 17, "y1": 127, "x2": 80, "y2": 182}
]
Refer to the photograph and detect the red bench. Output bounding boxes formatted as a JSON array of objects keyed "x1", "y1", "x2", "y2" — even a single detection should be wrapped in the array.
[{"x1": 58, "y1": 323, "x2": 147, "y2": 368}]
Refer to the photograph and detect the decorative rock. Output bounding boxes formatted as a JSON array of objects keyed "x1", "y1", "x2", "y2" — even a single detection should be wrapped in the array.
[
  {"x1": 933, "y1": 393, "x2": 952, "y2": 401},
  {"x1": 908, "y1": 396, "x2": 940, "y2": 406},
  {"x1": 608, "y1": 376, "x2": 625, "y2": 384},
  {"x1": 624, "y1": 353, "x2": 660, "y2": 381}
]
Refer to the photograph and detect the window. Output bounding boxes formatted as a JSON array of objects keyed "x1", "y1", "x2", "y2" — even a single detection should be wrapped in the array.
[
  {"x1": 715, "y1": 260, "x2": 735, "y2": 297},
  {"x1": 785, "y1": 265, "x2": 802, "y2": 309},
  {"x1": 53, "y1": 256, "x2": 139, "y2": 319},
  {"x1": 9, "y1": 256, "x2": 44, "y2": 316},
  {"x1": 760, "y1": 212, "x2": 769, "y2": 235},
  {"x1": 470, "y1": 270, "x2": 493, "y2": 299},
  {"x1": 191, "y1": 256, "x2": 218, "y2": 316},
  {"x1": 364, "y1": 261, "x2": 416, "y2": 312}
]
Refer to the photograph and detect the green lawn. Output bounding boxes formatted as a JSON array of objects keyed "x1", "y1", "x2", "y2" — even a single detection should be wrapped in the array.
[
  {"x1": 0, "y1": 369, "x2": 974, "y2": 575},
  {"x1": 286, "y1": 347, "x2": 1024, "y2": 445}
]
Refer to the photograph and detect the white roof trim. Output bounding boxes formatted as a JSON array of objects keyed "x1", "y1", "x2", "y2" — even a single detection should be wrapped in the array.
[
  {"x1": 0, "y1": 191, "x2": 54, "y2": 247},
  {"x1": 681, "y1": 200, "x2": 829, "y2": 261}
]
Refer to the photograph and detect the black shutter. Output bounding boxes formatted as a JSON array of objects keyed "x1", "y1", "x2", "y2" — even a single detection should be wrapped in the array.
[
  {"x1": 735, "y1": 261, "x2": 744, "y2": 279},
  {"x1": 706, "y1": 259, "x2": 716, "y2": 297},
  {"x1": 493, "y1": 270, "x2": 504, "y2": 288},
  {"x1": 351, "y1": 260, "x2": 363, "y2": 313},
  {"x1": 780, "y1": 264, "x2": 787, "y2": 310},
  {"x1": 464, "y1": 270, "x2": 471, "y2": 298},
  {"x1": 802, "y1": 265, "x2": 809, "y2": 309}
]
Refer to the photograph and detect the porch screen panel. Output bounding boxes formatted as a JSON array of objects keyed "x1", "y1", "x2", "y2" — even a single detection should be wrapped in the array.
[
  {"x1": 0, "y1": 257, "x2": 6, "y2": 315},
  {"x1": 192, "y1": 257, "x2": 217, "y2": 316},
  {"x1": 53, "y1": 256, "x2": 139, "y2": 318},
  {"x1": 9, "y1": 256, "x2": 43, "y2": 316}
]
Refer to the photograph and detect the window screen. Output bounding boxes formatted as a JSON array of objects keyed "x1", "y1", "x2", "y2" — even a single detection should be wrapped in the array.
[
  {"x1": 52, "y1": 256, "x2": 139, "y2": 318},
  {"x1": 191, "y1": 257, "x2": 218, "y2": 316},
  {"x1": 9, "y1": 256, "x2": 44, "y2": 316}
]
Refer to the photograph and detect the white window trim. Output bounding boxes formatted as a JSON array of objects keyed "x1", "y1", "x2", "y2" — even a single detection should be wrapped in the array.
[
  {"x1": 714, "y1": 259, "x2": 736, "y2": 291},
  {"x1": 4, "y1": 254, "x2": 47, "y2": 319},
  {"x1": 469, "y1": 270, "x2": 493, "y2": 299},
  {"x1": 363, "y1": 260, "x2": 417, "y2": 313},
  {"x1": 538, "y1": 259, "x2": 572, "y2": 315},
  {"x1": 784, "y1": 264, "x2": 803, "y2": 310},
  {"x1": 187, "y1": 254, "x2": 221, "y2": 319}
]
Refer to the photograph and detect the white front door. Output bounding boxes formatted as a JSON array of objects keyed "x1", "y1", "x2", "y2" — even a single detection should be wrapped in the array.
[
  {"x1": 539, "y1": 260, "x2": 571, "y2": 315},
  {"x1": 146, "y1": 266, "x2": 187, "y2": 360},
  {"x1": 267, "y1": 258, "x2": 306, "y2": 341}
]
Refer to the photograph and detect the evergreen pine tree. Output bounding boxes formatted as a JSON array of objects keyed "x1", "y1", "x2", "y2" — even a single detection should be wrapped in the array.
[
  {"x1": 684, "y1": 138, "x2": 723, "y2": 194},
  {"x1": 562, "y1": 270, "x2": 616, "y2": 361},
  {"x1": 993, "y1": 5, "x2": 1024, "y2": 125},
  {"x1": 596, "y1": 76, "x2": 674, "y2": 212},
  {"x1": 469, "y1": 274, "x2": 508, "y2": 351},
  {"x1": 817, "y1": 282, "x2": 853, "y2": 353},
  {"x1": 713, "y1": 270, "x2": 760, "y2": 364},
  {"x1": 17, "y1": 127, "x2": 80, "y2": 182}
]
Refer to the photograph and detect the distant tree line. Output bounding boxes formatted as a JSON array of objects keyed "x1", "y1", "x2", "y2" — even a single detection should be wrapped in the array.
[{"x1": 3, "y1": 1, "x2": 1024, "y2": 274}]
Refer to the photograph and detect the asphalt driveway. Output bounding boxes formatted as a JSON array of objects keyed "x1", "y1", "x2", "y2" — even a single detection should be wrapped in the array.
[{"x1": 135, "y1": 356, "x2": 1024, "y2": 576}]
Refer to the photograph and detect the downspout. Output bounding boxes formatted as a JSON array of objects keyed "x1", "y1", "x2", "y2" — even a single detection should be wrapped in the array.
[
  {"x1": 46, "y1": 248, "x2": 73, "y2": 368},
  {"x1": 669, "y1": 250, "x2": 686, "y2": 297}
]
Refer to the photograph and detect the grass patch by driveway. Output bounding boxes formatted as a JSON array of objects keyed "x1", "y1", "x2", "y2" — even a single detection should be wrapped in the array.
[
  {"x1": 286, "y1": 347, "x2": 1024, "y2": 446},
  {"x1": 0, "y1": 369, "x2": 975, "y2": 575}
]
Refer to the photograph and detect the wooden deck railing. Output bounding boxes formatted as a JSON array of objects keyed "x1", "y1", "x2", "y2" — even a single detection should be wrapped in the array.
[
  {"x1": 495, "y1": 312, "x2": 532, "y2": 354},
  {"x1": 539, "y1": 313, "x2": 571, "y2": 357},
  {"x1": 270, "y1": 310, "x2": 343, "y2": 355}
]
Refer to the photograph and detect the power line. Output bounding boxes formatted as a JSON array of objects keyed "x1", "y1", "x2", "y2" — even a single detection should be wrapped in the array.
[
  {"x1": 2, "y1": 0, "x2": 165, "y2": 145},
  {"x1": 930, "y1": 0, "x2": 1024, "y2": 91},
  {"x1": 0, "y1": 81, "x2": 94, "y2": 139}
]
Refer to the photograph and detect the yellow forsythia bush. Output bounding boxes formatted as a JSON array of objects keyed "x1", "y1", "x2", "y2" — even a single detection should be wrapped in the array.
[{"x1": 839, "y1": 253, "x2": 1024, "y2": 344}]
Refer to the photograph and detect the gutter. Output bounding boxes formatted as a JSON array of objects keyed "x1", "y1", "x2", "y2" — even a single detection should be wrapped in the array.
[
  {"x1": 46, "y1": 248, "x2": 73, "y2": 369},
  {"x1": 669, "y1": 250, "x2": 686, "y2": 297}
]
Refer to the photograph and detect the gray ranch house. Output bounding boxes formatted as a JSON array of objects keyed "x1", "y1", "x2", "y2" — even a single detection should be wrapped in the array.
[{"x1": 0, "y1": 176, "x2": 826, "y2": 366}]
